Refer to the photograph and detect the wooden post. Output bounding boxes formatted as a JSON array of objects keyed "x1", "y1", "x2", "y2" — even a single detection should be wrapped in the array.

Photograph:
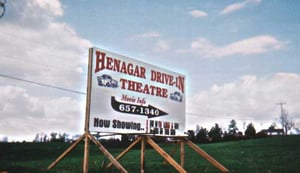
[
  {"x1": 185, "y1": 139, "x2": 229, "y2": 173},
  {"x1": 180, "y1": 139, "x2": 185, "y2": 167},
  {"x1": 82, "y1": 48, "x2": 93, "y2": 173},
  {"x1": 84, "y1": 48, "x2": 93, "y2": 133},
  {"x1": 141, "y1": 136, "x2": 145, "y2": 173},
  {"x1": 83, "y1": 133, "x2": 89, "y2": 173}
]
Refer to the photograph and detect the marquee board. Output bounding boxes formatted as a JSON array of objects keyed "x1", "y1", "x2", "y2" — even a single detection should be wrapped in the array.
[{"x1": 88, "y1": 47, "x2": 186, "y2": 136}]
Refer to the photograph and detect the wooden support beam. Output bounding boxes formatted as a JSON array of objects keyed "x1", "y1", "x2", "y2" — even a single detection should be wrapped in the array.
[
  {"x1": 87, "y1": 133, "x2": 128, "y2": 173},
  {"x1": 184, "y1": 139, "x2": 229, "y2": 173},
  {"x1": 83, "y1": 133, "x2": 89, "y2": 173},
  {"x1": 145, "y1": 136, "x2": 187, "y2": 173},
  {"x1": 163, "y1": 143, "x2": 180, "y2": 165},
  {"x1": 141, "y1": 137, "x2": 145, "y2": 173},
  {"x1": 106, "y1": 136, "x2": 142, "y2": 168},
  {"x1": 49, "y1": 134, "x2": 228, "y2": 173},
  {"x1": 180, "y1": 140, "x2": 185, "y2": 167},
  {"x1": 47, "y1": 133, "x2": 85, "y2": 170}
]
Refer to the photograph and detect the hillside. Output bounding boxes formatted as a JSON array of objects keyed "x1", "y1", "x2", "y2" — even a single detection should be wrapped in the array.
[{"x1": 0, "y1": 136, "x2": 299, "y2": 173}]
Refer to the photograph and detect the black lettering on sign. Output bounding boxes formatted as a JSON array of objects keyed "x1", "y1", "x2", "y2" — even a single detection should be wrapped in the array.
[
  {"x1": 94, "y1": 118, "x2": 110, "y2": 128},
  {"x1": 111, "y1": 96, "x2": 168, "y2": 118}
]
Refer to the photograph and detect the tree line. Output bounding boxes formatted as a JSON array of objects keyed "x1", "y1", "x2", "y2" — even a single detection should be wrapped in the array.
[
  {"x1": 31, "y1": 107, "x2": 295, "y2": 144},
  {"x1": 187, "y1": 119, "x2": 257, "y2": 143}
]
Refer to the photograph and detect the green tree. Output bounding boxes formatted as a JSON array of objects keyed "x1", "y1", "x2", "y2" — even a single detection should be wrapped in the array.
[
  {"x1": 195, "y1": 127, "x2": 208, "y2": 143},
  {"x1": 50, "y1": 132, "x2": 57, "y2": 142},
  {"x1": 187, "y1": 130, "x2": 195, "y2": 141},
  {"x1": 228, "y1": 119, "x2": 238, "y2": 135},
  {"x1": 268, "y1": 123, "x2": 276, "y2": 130},
  {"x1": 208, "y1": 123, "x2": 223, "y2": 142},
  {"x1": 245, "y1": 123, "x2": 256, "y2": 138},
  {"x1": 279, "y1": 110, "x2": 295, "y2": 135},
  {"x1": 121, "y1": 134, "x2": 130, "y2": 144}
]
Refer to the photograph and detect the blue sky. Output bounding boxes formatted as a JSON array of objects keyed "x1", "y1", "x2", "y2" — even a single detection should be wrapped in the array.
[
  {"x1": 61, "y1": 0, "x2": 300, "y2": 90},
  {"x1": 1, "y1": 0, "x2": 300, "y2": 141}
]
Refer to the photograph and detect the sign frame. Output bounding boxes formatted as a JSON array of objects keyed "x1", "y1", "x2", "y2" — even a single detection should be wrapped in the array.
[{"x1": 87, "y1": 47, "x2": 186, "y2": 136}]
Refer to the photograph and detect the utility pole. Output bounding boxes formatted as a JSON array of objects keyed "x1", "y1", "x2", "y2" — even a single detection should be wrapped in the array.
[
  {"x1": 277, "y1": 102, "x2": 287, "y2": 135},
  {"x1": 277, "y1": 102, "x2": 286, "y2": 120}
]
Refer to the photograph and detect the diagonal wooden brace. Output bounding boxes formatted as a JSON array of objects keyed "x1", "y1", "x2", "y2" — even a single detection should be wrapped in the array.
[
  {"x1": 87, "y1": 133, "x2": 128, "y2": 173},
  {"x1": 106, "y1": 136, "x2": 142, "y2": 168},
  {"x1": 145, "y1": 136, "x2": 187, "y2": 173},
  {"x1": 47, "y1": 133, "x2": 85, "y2": 170},
  {"x1": 184, "y1": 139, "x2": 229, "y2": 173}
]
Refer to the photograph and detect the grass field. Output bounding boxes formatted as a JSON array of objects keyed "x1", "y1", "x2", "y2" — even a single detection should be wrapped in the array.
[{"x1": 0, "y1": 135, "x2": 300, "y2": 173}]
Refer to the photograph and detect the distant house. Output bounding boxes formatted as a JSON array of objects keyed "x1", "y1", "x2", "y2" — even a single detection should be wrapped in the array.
[{"x1": 257, "y1": 129, "x2": 284, "y2": 136}]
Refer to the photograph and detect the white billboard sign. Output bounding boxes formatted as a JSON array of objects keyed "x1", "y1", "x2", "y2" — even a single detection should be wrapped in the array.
[{"x1": 88, "y1": 47, "x2": 185, "y2": 136}]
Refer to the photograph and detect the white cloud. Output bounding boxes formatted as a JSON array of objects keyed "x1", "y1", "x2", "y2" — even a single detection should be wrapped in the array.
[
  {"x1": 181, "y1": 35, "x2": 284, "y2": 58},
  {"x1": 218, "y1": 35, "x2": 283, "y2": 56},
  {"x1": 221, "y1": 1, "x2": 248, "y2": 15},
  {"x1": 189, "y1": 10, "x2": 208, "y2": 18},
  {"x1": 0, "y1": 86, "x2": 43, "y2": 118},
  {"x1": 0, "y1": 85, "x2": 84, "y2": 141},
  {"x1": 186, "y1": 73, "x2": 300, "y2": 131},
  {"x1": 134, "y1": 31, "x2": 161, "y2": 39},
  {"x1": 5, "y1": 0, "x2": 64, "y2": 28},
  {"x1": 0, "y1": 0, "x2": 92, "y2": 89},
  {"x1": 0, "y1": 0, "x2": 91, "y2": 141},
  {"x1": 155, "y1": 40, "x2": 170, "y2": 51},
  {"x1": 130, "y1": 31, "x2": 170, "y2": 52},
  {"x1": 35, "y1": 0, "x2": 64, "y2": 16},
  {"x1": 220, "y1": 0, "x2": 262, "y2": 15}
]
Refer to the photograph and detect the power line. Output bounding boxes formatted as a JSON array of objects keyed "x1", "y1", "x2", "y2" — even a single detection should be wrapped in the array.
[{"x1": 0, "y1": 73, "x2": 86, "y2": 95}]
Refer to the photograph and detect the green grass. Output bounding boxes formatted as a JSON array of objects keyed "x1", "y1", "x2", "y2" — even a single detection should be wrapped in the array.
[{"x1": 1, "y1": 136, "x2": 300, "y2": 173}]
